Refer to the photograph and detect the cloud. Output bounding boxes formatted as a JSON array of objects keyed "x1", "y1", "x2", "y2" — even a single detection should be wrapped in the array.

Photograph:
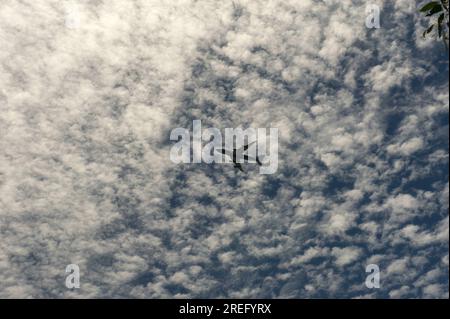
[
  {"x1": 387, "y1": 137, "x2": 424, "y2": 156},
  {"x1": 0, "y1": 0, "x2": 448, "y2": 299},
  {"x1": 331, "y1": 247, "x2": 363, "y2": 267}
]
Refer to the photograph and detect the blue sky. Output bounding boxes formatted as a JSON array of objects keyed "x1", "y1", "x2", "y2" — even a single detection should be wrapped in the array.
[{"x1": 0, "y1": 0, "x2": 448, "y2": 298}]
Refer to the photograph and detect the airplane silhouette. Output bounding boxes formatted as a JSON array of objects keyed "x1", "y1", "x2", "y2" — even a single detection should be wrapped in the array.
[{"x1": 216, "y1": 141, "x2": 262, "y2": 172}]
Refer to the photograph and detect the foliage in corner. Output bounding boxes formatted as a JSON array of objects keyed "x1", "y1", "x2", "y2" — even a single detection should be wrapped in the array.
[{"x1": 420, "y1": 0, "x2": 450, "y2": 48}]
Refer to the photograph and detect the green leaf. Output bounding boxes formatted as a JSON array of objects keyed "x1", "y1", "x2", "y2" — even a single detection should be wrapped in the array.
[
  {"x1": 438, "y1": 13, "x2": 444, "y2": 37},
  {"x1": 423, "y1": 24, "x2": 434, "y2": 37},
  {"x1": 420, "y1": 1, "x2": 439, "y2": 12},
  {"x1": 425, "y1": 4, "x2": 443, "y2": 16}
]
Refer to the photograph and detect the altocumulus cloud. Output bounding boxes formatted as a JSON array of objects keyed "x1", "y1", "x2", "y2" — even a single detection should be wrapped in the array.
[{"x1": 0, "y1": 0, "x2": 448, "y2": 298}]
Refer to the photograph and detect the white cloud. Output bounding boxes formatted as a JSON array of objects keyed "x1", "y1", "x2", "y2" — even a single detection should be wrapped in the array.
[
  {"x1": 331, "y1": 247, "x2": 362, "y2": 267},
  {"x1": 0, "y1": 0, "x2": 447, "y2": 299}
]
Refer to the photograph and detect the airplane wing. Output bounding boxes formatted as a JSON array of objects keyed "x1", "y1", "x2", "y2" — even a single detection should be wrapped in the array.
[
  {"x1": 239, "y1": 141, "x2": 256, "y2": 151},
  {"x1": 215, "y1": 148, "x2": 234, "y2": 157},
  {"x1": 243, "y1": 154, "x2": 263, "y2": 166}
]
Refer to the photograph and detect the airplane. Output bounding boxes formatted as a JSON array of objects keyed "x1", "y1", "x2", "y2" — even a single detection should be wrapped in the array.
[{"x1": 216, "y1": 141, "x2": 263, "y2": 172}]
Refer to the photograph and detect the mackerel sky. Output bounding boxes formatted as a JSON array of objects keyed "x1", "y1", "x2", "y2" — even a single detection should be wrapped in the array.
[{"x1": 0, "y1": 0, "x2": 448, "y2": 298}]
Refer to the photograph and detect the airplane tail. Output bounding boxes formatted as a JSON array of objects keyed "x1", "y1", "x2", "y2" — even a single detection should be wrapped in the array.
[{"x1": 234, "y1": 163, "x2": 245, "y2": 172}]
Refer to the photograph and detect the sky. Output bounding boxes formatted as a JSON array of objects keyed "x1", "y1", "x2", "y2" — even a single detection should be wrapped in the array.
[{"x1": 0, "y1": 0, "x2": 448, "y2": 298}]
